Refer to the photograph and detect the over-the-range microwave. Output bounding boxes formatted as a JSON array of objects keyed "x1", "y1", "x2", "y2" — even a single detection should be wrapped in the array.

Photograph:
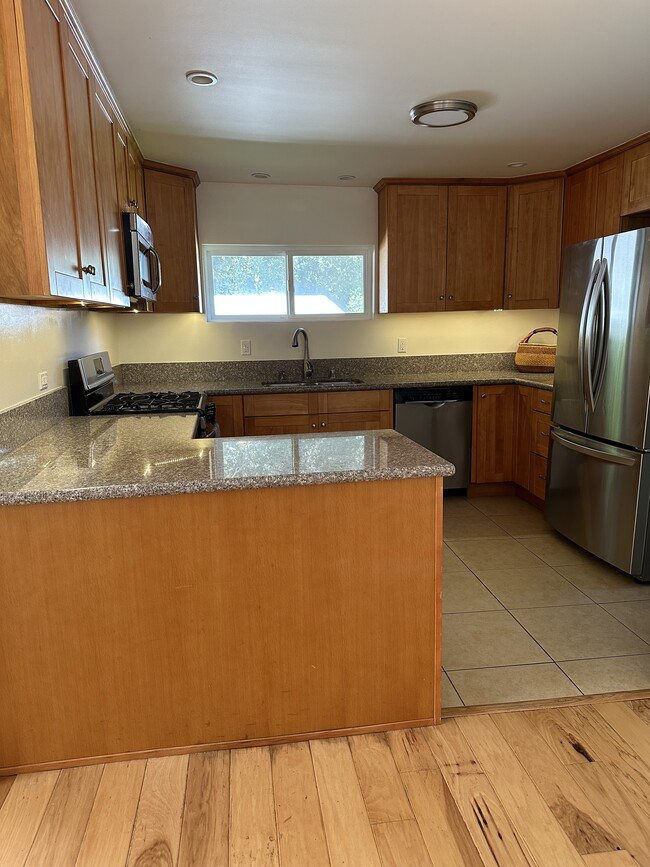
[{"x1": 122, "y1": 212, "x2": 161, "y2": 301}]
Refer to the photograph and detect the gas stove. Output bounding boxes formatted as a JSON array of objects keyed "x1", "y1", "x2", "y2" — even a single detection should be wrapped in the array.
[{"x1": 68, "y1": 352, "x2": 216, "y2": 436}]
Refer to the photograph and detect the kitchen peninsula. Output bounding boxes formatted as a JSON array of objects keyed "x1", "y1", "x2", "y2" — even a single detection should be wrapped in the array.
[{"x1": 0, "y1": 419, "x2": 452, "y2": 774}]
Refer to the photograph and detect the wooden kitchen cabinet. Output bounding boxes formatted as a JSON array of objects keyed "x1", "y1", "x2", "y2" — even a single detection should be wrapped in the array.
[
  {"x1": 505, "y1": 178, "x2": 564, "y2": 308},
  {"x1": 245, "y1": 415, "x2": 320, "y2": 436},
  {"x1": 207, "y1": 395, "x2": 245, "y2": 437},
  {"x1": 510, "y1": 385, "x2": 553, "y2": 501},
  {"x1": 563, "y1": 157, "x2": 623, "y2": 246},
  {"x1": 620, "y1": 140, "x2": 650, "y2": 215},
  {"x1": 513, "y1": 386, "x2": 534, "y2": 489},
  {"x1": 143, "y1": 163, "x2": 201, "y2": 313},
  {"x1": 377, "y1": 185, "x2": 448, "y2": 313},
  {"x1": 471, "y1": 385, "x2": 515, "y2": 484},
  {"x1": 446, "y1": 186, "x2": 507, "y2": 310}
]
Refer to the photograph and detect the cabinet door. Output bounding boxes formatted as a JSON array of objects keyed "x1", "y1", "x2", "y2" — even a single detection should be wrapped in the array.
[
  {"x1": 207, "y1": 396, "x2": 244, "y2": 437},
  {"x1": 378, "y1": 185, "x2": 447, "y2": 313},
  {"x1": 318, "y1": 390, "x2": 392, "y2": 415},
  {"x1": 243, "y1": 392, "x2": 318, "y2": 418},
  {"x1": 446, "y1": 186, "x2": 507, "y2": 310},
  {"x1": 127, "y1": 138, "x2": 145, "y2": 217},
  {"x1": 22, "y1": 0, "x2": 83, "y2": 299},
  {"x1": 513, "y1": 386, "x2": 534, "y2": 489},
  {"x1": 113, "y1": 121, "x2": 130, "y2": 213},
  {"x1": 244, "y1": 415, "x2": 319, "y2": 436},
  {"x1": 143, "y1": 168, "x2": 201, "y2": 312},
  {"x1": 532, "y1": 411, "x2": 551, "y2": 458},
  {"x1": 318, "y1": 411, "x2": 391, "y2": 432},
  {"x1": 530, "y1": 453, "x2": 548, "y2": 500},
  {"x1": 60, "y1": 17, "x2": 108, "y2": 302},
  {"x1": 471, "y1": 385, "x2": 515, "y2": 484},
  {"x1": 593, "y1": 155, "x2": 623, "y2": 237},
  {"x1": 562, "y1": 168, "x2": 596, "y2": 247},
  {"x1": 90, "y1": 79, "x2": 129, "y2": 306},
  {"x1": 621, "y1": 141, "x2": 650, "y2": 215},
  {"x1": 505, "y1": 178, "x2": 563, "y2": 309}
]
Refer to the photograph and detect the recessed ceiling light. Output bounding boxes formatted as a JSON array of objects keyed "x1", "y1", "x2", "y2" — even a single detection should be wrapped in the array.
[
  {"x1": 251, "y1": 172, "x2": 271, "y2": 179},
  {"x1": 185, "y1": 70, "x2": 218, "y2": 87},
  {"x1": 507, "y1": 161, "x2": 528, "y2": 168},
  {"x1": 337, "y1": 175, "x2": 356, "y2": 181},
  {"x1": 410, "y1": 99, "x2": 477, "y2": 128}
]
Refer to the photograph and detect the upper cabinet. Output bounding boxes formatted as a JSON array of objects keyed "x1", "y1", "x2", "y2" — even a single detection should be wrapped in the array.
[
  {"x1": 376, "y1": 178, "x2": 560, "y2": 312},
  {"x1": 621, "y1": 141, "x2": 650, "y2": 215},
  {"x1": 563, "y1": 156, "x2": 623, "y2": 246},
  {"x1": 504, "y1": 177, "x2": 564, "y2": 309},
  {"x1": 0, "y1": 0, "x2": 144, "y2": 307},
  {"x1": 143, "y1": 162, "x2": 202, "y2": 313}
]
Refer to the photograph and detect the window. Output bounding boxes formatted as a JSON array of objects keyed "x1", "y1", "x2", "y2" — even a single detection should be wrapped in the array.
[{"x1": 203, "y1": 245, "x2": 374, "y2": 321}]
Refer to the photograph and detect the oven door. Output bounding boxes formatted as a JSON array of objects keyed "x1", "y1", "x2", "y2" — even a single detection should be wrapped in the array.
[{"x1": 122, "y1": 212, "x2": 162, "y2": 301}]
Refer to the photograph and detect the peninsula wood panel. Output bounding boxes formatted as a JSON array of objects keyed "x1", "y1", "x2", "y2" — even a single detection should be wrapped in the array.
[
  {"x1": 378, "y1": 185, "x2": 448, "y2": 313},
  {"x1": 0, "y1": 478, "x2": 441, "y2": 773},
  {"x1": 471, "y1": 384, "x2": 515, "y2": 484},
  {"x1": 446, "y1": 185, "x2": 507, "y2": 310},
  {"x1": 505, "y1": 178, "x2": 564, "y2": 308},
  {"x1": 621, "y1": 140, "x2": 650, "y2": 215}
]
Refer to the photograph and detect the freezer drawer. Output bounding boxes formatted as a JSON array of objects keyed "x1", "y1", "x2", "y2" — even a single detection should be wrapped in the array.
[{"x1": 545, "y1": 427, "x2": 650, "y2": 577}]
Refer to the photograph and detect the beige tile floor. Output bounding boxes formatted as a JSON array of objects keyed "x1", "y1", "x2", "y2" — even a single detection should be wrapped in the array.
[{"x1": 442, "y1": 494, "x2": 650, "y2": 708}]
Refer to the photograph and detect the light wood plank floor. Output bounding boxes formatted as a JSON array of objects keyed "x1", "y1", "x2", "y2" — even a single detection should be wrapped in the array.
[{"x1": 2, "y1": 697, "x2": 650, "y2": 866}]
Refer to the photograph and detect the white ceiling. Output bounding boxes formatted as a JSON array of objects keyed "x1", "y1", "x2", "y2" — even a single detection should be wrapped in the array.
[{"x1": 74, "y1": 0, "x2": 650, "y2": 186}]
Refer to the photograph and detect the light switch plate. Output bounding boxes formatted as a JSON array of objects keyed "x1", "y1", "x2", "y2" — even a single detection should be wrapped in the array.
[
  {"x1": 397, "y1": 338, "x2": 407, "y2": 354},
  {"x1": 240, "y1": 339, "x2": 252, "y2": 357}
]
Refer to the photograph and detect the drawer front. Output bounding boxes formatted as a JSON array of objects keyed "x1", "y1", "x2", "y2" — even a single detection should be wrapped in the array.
[
  {"x1": 317, "y1": 411, "x2": 391, "y2": 433},
  {"x1": 244, "y1": 414, "x2": 319, "y2": 436},
  {"x1": 533, "y1": 411, "x2": 551, "y2": 457},
  {"x1": 530, "y1": 452, "x2": 548, "y2": 499},
  {"x1": 243, "y1": 393, "x2": 317, "y2": 417},
  {"x1": 533, "y1": 389, "x2": 553, "y2": 415},
  {"x1": 319, "y1": 390, "x2": 392, "y2": 414}
]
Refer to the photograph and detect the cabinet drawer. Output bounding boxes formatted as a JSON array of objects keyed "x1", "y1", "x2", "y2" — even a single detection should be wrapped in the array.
[
  {"x1": 244, "y1": 415, "x2": 319, "y2": 436},
  {"x1": 319, "y1": 390, "x2": 392, "y2": 414},
  {"x1": 530, "y1": 453, "x2": 548, "y2": 499},
  {"x1": 318, "y1": 411, "x2": 391, "y2": 432},
  {"x1": 533, "y1": 411, "x2": 551, "y2": 457},
  {"x1": 243, "y1": 393, "x2": 318, "y2": 417},
  {"x1": 532, "y1": 389, "x2": 553, "y2": 415}
]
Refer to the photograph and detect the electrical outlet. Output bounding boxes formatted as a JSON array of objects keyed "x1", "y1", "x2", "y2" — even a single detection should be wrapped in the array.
[
  {"x1": 397, "y1": 338, "x2": 407, "y2": 354},
  {"x1": 38, "y1": 371, "x2": 48, "y2": 391},
  {"x1": 240, "y1": 339, "x2": 252, "y2": 357}
]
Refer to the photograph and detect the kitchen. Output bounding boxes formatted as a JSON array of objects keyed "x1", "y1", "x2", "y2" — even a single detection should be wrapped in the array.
[{"x1": 1, "y1": 0, "x2": 650, "y2": 863}]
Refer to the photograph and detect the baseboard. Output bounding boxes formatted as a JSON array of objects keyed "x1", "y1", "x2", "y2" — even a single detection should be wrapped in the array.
[
  {"x1": 515, "y1": 485, "x2": 545, "y2": 511},
  {"x1": 467, "y1": 482, "x2": 516, "y2": 497}
]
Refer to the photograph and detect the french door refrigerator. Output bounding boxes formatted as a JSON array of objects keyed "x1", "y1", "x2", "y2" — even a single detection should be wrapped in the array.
[{"x1": 545, "y1": 227, "x2": 650, "y2": 583}]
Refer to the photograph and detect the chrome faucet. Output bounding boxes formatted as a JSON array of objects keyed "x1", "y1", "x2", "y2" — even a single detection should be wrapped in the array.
[{"x1": 291, "y1": 328, "x2": 314, "y2": 381}]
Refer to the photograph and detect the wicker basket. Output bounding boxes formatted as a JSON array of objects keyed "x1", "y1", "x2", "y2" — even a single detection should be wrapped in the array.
[{"x1": 515, "y1": 327, "x2": 558, "y2": 373}]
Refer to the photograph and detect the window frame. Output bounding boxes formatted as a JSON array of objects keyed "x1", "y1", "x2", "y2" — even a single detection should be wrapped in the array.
[{"x1": 202, "y1": 244, "x2": 375, "y2": 322}]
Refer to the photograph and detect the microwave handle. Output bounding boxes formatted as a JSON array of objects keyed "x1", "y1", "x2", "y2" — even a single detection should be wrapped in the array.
[{"x1": 148, "y1": 248, "x2": 162, "y2": 294}]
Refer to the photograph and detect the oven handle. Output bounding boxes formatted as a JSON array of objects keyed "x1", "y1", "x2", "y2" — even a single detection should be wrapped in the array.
[{"x1": 148, "y1": 248, "x2": 162, "y2": 294}]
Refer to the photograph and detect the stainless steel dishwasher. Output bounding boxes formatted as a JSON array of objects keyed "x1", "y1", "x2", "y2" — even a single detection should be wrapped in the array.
[{"x1": 394, "y1": 387, "x2": 473, "y2": 489}]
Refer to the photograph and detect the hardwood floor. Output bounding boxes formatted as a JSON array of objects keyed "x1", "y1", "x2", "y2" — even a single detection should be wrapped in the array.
[{"x1": 1, "y1": 697, "x2": 650, "y2": 865}]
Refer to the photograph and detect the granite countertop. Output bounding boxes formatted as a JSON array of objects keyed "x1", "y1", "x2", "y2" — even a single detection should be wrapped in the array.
[
  {"x1": 115, "y1": 369, "x2": 554, "y2": 396},
  {"x1": 0, "y1": 417, "x2": 454, "y2": 506}
]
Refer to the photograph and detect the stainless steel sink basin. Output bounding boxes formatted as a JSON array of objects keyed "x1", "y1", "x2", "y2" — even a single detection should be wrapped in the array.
[{"x1": 261, "y1": 378, "x2": 363, "y2": 388}]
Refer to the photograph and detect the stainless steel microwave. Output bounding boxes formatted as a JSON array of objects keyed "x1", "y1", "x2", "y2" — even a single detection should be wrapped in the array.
[{"x1": 122, "y1": 212, "x2": 161, "y2": 301}]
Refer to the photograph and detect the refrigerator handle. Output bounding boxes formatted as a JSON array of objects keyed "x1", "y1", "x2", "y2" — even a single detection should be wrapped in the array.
[
  {"x1": 583, "y1": 259, "x2": 607, "y2": 412},
  {"x1": 578, "y1": 260, "x2": 602, "y2": 411},
  {"x1": 592, "y1": 258, "x2": 610, "y2": 406},
  {"x1": 550, "y1": 429, "x2": 636, "y2": 466}
]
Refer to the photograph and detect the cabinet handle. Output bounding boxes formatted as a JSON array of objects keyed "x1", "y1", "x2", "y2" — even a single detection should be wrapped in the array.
[
  {"x1": 128, "y1": 199, "x2": 138, "y2": 208},
  {"x1": 320, "y1": 422, "x2": 326, "y2": 427},
  {"x1": 448, "y1": 295, "x2": 454, "y2": 300},
  {"x1": 481, "y1": 393, "x2": 487, "y2": 399},
  {"x1": 538, "y1": 474, "x2": 546, "y2": 480},
  {"x1": 81, "y1": 265, "x2": 96, "y2": 276},
  {"x1": 507, "y1": 293, "x2": 513, "y2": 299},
  {"x1": 439, "y1": 295, "x2": 444, "y2": 301},
  {"x1": 311, "y1": 423, "x2": 316, "y2": 429},
  {"x1": 540, "y1": 431, "x2": 549, "y2": 437},
  {"x1": 541, "y1": 399, "x2": 550, "y2": 405}
]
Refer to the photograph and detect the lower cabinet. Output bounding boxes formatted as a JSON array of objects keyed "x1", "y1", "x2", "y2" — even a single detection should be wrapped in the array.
[
  {"x1": 471, "y1": 385, "x2": 515, "y2": 484},
  {"x1": 209, "y1": 389, "x2": 393, "y2": 437},
  {"x1": 512, "y1": 385, "x2": 552, "y2": 500}
]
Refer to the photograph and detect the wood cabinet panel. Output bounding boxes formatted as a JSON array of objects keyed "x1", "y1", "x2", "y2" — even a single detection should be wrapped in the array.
[
  {"x1": 505, "y1": 178, "x2": 564, "y2": 309},
  {"x1": 317, "y1": 411, "x2": 391, "y2": 433},
  {"x1": 530, "y1": 453, "x2": 548, "y2": 500},
  {"x1": 593, "y1": 156, "x2": 624, "y2": 237},
  {"x1": 471, "y1": 385, "x2": 515, "y2": 484},
  {"x1": 318, "y1": 390, "x2": 392, "y2": 415},
  {"x1": 446, "y1": 186, "x2": 507, "y2": 310},
  {"x1": 126, "y1": 137, "x2": 145, "y2": 217},
  {"x1": 532, "y1": 411, "x2": 551, "y2": 458},
  {"x1": 513, "y1": 386, "x2": 534, "y2": 489},
  {"x1": 207, "y1": 396, "x2": 244, "y2": 437},
  {"x1": 243, "y1": 393, "x2": 319, "y2": 418},
  {"x1": 378, "y1": 185, "x2": 447, "y2": 313},
  {"x1": 244, "y1": 415, "x2": 319, "y2": 436},
  {"x1": 563, "y1": 168, "x2": 596, "y2": 247},
  {"x1": 143, "y1": 167, "x2": 200, "y2": 313},
  {"x1": 621, "y1": 141, "x2": 650, "y2": 215},
  {"x1": 22, "y1": 0, "x2": 83, "y2": 300},
  {"x1": 532, "y1": 389, "x2": 552, "y2": 414}
]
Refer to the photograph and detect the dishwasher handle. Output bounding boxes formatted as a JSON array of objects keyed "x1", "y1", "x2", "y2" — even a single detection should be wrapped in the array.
[{"x1": 402, "y1": 399, "x2": 463, "y2": 407}]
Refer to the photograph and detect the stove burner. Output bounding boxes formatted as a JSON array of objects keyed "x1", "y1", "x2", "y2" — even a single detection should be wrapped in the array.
[{"x1": 96, "y1": 391, "x2": 203, "y2": 415}]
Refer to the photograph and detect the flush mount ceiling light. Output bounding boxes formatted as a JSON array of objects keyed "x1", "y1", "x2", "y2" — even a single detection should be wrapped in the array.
[
  {"x1": 507, "y1": 161, "x2": 528, "y2": 168},
  {"x1": 185, "y1": 70, "x2": 218, "y2": 87},
  {"x1": 251, "y1": 172, "x2": 271, "y2": 179},
  {"x1": 410, "y1": 98, "x2": 477, "y2": 128},
  {"x1": 337, "y1": 174, "x2": 356, "y2": 181}
]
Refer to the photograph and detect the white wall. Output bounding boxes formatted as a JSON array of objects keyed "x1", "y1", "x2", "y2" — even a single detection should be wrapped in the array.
[
  {"x1": 0, "y1": 303, "x2": 119, "y2": 412},
  {"x1": 114, "y1": 181, "x2": 559, "y2": 363}
]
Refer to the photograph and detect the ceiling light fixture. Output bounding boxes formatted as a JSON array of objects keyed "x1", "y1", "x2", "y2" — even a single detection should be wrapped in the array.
[
  {"x1": 410, "y1": 98, "x2": 477, "y2": 128},
  {"x1": 507, "y1": 161, "x2": 528, "y2": 168},
  {"x1": 251, "y1": 172, "x2": 271, "y2": 179},
  {"x1": 337, "y1": 175, "x2": 356, "y2": 181},
  {"x1": 185, "y1": 70, "x2": 218, "y2": 87}
]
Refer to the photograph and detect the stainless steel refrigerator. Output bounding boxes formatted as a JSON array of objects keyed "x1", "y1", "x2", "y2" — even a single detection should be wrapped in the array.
[{"x1": 545, "y1": 228, "x2": 650, "y2": 583}]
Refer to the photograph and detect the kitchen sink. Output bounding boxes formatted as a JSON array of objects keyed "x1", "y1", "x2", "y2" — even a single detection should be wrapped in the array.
[{"x1": 261, "y1": 378, "x2": 363, "y2": 388}]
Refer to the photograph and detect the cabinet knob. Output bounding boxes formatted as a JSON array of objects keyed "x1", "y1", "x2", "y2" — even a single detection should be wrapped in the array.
[
  {"x1": 541, "y1": 399, "x2": 550, "y2": 404},
  {"x1": 81, "y1": 265, "x2": 96, "y2": 276},
  {"x1": 128, "y1": 199, "x2": 138, "y2": 208},
  {"x1": 538, "y1": 474, "x2": 546, "y2": 480},
  {"x1": 481, "y1": 393, "x2": 487, "y2": 399},
  {"x1": 540, "y1": 431, "x2": 548, "y2": 437},
  {"x1": 311, "y1": 423, "x2": 316, "y2": 429},
  {"x1": 439, "y1": 295, "x2": 445, "y2": 301},
  {"x1": 321, "y1": 422, "x2": 326, "y2": 427},
  {"x1": 507, "y1": 293, "x2": 513, "y2": 299},
  {"x1": 448, "y1": 295, "x2": 454, "y2": 300}
]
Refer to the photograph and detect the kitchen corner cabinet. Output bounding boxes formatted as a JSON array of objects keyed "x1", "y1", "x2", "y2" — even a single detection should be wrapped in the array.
[
  {"x1": 143, "y1": 162, "x2": 202, "y2": 313},
  {"x1": 563, "y1": 157, "x2": 623, "y2": 246},
  {"x1": 471, "y1": 385, "x2": 515, "y2": 484},
  {"x1": 513, "y1": 385, "x2": 552, "y2": 500},
  {"x1": 505, "y1": 178, "x2": 564, "y2": 309},
  {"x1": 0, "y1": 0, "x2": 142, "y2": 306},
  {"x1": 620, "y1": 140, "x2": 650, "y2": 216}
]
